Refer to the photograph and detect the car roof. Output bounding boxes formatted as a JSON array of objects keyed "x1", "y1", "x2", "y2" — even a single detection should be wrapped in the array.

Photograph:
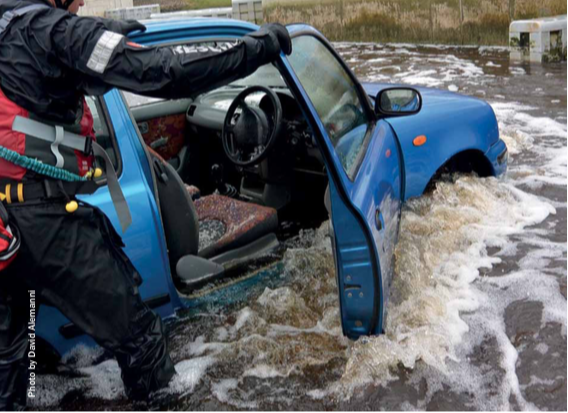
[{"x1": 130, "y1": 17, "x2": 260, "y2": 42}]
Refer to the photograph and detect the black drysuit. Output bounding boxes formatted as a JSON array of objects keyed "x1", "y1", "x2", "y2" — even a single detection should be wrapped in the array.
[{"x1": 0, "y1": 0, "x2": 288, "y2": 409}]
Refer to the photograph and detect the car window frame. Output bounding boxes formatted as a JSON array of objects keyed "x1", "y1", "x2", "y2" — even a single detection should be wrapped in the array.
[
  {"x1": 87, "y1": 95, "x2": 123, "y2": 182},
  {"x1": 118, "y1": 32, "x2": 376, "y2": 182},
  {"x1": 286, "y1": 30, "x2": 377, "y2": 181}
]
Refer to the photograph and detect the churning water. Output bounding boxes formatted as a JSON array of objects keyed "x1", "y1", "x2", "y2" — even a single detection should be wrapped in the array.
[{"x1": 33, "y1": 44, "x2": 566, "y2": 411}]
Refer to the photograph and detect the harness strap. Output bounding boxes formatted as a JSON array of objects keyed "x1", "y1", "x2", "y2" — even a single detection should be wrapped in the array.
[
  {"x1": 0, "y1": 179, "x2": 98, "y2": 202},
  {"x1": 13, "y1": 116, "x2": 88, "y2": 153},
  {"x1": 52, "y1": 125, "x2": 65, "y2": 168},
  {"x1": 92, "y1": 141, "x2": 132, "y2": 232},
  {"x1": 11, "y1": 116, "x2": 132, "y2": 232},
  {"x1": 0, "y1": 4, "x2": 49, "y2": 35}
]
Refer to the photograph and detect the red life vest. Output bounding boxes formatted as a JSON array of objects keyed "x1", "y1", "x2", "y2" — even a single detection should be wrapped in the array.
[{"x1": 0, "y1": 86, "x2": 95, "y2": 181}]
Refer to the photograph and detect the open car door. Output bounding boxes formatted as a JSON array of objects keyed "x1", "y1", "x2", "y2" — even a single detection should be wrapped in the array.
[{"x1": 280, "y1": 26, "x2": 404, "y2": 338}]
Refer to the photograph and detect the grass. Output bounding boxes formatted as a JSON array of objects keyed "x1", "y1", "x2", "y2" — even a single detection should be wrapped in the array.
[
  {"x1": 134, "y1": 0, "x2": 230, "y2": 12},
  {"x1": 136, "y1": 0, "x2": 567, "y2": 44},
  {"x1": 184, "y1": 0, "x2": 231, "y2": 9},
  {"x1": 263, "y1": 0, "x2": 567, "y2": 45}
]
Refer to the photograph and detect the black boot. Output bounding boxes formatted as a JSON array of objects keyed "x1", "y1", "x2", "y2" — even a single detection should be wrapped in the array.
[{"x1": 115, "y1": 313, "x2": 176, "y2": 401}]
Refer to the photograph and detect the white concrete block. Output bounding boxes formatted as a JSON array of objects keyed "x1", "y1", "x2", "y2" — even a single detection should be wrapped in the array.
[{"x1": 510, "y1": 15, "x2": 567, "y2": 62}]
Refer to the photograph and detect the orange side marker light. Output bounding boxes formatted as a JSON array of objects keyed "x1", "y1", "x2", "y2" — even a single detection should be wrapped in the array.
[{"x1": 413, "y1": 135, "x2": 427, "y2": 146}]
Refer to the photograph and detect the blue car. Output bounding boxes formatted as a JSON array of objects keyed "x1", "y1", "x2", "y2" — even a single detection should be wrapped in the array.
[{"x1": 37, "y1": 19, "x2": 508, "y2": 361}]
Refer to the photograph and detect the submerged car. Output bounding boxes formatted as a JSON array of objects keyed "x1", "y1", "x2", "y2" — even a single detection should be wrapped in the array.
[{"x1": 37, "y1": 19, "x2": 508, "y2": 360}]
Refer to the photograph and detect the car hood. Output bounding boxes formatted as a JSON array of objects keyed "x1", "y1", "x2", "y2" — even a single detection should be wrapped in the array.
[
  {"x1": 361, "y1": 82, "x2": 500, "y2": 199},
  {"x1": 362, "y1": 82, "x2": 496, "y2": 125},
  {"x1": 362, "y1": 82, "x2": 499, "y2": 148}
]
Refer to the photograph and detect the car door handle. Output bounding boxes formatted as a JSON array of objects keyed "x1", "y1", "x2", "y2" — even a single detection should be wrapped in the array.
[{"x1": 375, "y1": 208, "x2": 384, "y2": 231}]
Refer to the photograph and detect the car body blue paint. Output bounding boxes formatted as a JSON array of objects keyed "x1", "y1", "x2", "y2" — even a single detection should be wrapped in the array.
[
  {"x1": 37, "y1": 19, "x2": 507, "y2": 356},
  {"x1": 362, "y1": 82, "x2": 507, "y2": 200}
]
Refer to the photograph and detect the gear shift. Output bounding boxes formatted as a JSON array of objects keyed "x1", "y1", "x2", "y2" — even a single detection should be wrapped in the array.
[
  {"x1": 211, "y1": 164, "x2": 237, "y2": 197},
  {"x1": 211, "y1": 164, "x2": 224, "y2": 190}
]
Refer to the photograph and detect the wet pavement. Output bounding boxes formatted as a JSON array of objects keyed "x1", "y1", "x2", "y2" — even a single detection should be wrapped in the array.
[{"x1": 32, "y1": 44, "x2": 566, "y2": 411}]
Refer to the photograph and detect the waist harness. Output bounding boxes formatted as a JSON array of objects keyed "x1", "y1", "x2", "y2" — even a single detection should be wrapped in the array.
[{"x1": 3, "y1": 116, "x2": 131, "y2": 232}]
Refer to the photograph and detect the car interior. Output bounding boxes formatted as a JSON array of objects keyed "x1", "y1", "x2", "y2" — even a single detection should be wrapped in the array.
[{"x1": 120, "y1": 45, "x2": 334, "y2": 294}]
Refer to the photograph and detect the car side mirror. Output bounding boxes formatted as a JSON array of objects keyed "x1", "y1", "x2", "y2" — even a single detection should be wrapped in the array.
[{"x1": 375, "y1": 87, "x2": 422, "y2": 117}]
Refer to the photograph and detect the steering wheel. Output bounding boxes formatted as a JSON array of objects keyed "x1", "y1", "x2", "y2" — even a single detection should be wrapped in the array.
[{"x1": 222, "y1": 86, "x2": 283, "y2": 167}]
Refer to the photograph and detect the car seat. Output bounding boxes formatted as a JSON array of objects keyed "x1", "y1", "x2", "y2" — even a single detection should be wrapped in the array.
[{"x1": 148, "y1": 148, "x2": 278, "y2": 286}]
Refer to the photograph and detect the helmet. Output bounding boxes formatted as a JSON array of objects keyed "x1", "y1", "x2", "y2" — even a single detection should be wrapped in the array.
[{"x1": 53, "y1": 0, "x2": 73, "y2": 10}]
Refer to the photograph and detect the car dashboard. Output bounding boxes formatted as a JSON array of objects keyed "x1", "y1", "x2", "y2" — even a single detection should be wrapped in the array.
[
  {"x1": 124, "y1": 69, "x2": 326, "y2": 204},
  {"x1": 185, "y1": 85, "x2": 324, "y2": 170}
]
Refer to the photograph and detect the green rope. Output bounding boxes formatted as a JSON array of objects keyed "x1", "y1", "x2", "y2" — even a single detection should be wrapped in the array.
[{"x1": 0, "y1": 146, "x2": 87, "y2": 182}]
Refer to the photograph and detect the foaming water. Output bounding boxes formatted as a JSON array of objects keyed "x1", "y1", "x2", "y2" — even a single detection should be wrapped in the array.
[{"x1": 335, "y1": 177, "x2": 556, "y2": 408}]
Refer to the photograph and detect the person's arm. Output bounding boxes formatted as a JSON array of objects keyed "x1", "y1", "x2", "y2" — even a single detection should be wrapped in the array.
[{"x1": 49, "y1": 13, "x2": 291, "y2": 98}]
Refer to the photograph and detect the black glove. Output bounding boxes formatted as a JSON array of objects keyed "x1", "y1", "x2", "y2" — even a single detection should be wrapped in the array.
[
  {"x1": 247, "y1": 23, "x2": 292, "y2": 57},
  {"x1": 261, "y1": 23, "x2": 292, "y2": 55},
  {"x1": 117, "y1": 20, "x2": 147, "y2": 36}
]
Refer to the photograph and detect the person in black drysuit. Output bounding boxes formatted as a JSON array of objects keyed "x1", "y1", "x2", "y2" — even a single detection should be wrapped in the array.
[{"x1": 0, "y1": 0, "x2": 292, "y2": 408}]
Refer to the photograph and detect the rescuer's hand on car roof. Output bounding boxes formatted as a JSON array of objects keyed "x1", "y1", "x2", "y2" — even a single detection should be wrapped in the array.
[{"x1": 256, "y1": 23, "x2": 293, "y2": 56}]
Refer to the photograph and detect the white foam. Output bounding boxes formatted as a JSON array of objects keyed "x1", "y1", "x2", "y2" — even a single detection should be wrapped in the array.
[
  {"x1": 243, "y1": 364, "x2": 288, "y2": 378},
  {"x1": 166, "y1": 357, "x2": 216, "y2": 397},
  {"x1": 306, "y1": 388, "x2": 328, "y2": 399},
  {"x1": 510, "y1": 67, "x2": 526, "y2": 76},
  {"x1": 80, "y1": 360, "x2": 125, "y2": 400},
  {"x1": 364, "y1": 57, "x2": 389, "y2": 63},
  {"x1": 479, "y1": 46, "x2": 510, "y2": 54},
  {"x1": 211, "y1": 378, "x2": 257, "y2": 409},
  {"x1": 32, "y1": 375, "x2": 81, "y2": 408},
  {"x1": 535, "y1": 343, "x2": 549, "y2": 355},
  {"x1": 492, "y1": 101, "x2": 568, "y2": 188},
  {"x1": 61, "y1": 344, "x2": 104, "y2": 368},
  {"x1": 32, "y1": 359, "x2": 125, "y2": 408},
  {"x1": 187, "y1": 335, "x2": 229, "y2": 356}
]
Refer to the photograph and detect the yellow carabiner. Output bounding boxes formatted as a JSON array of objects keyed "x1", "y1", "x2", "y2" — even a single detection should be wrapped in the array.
[{"x1": 65, "y1": 200, "x2": 79, "y2": 213}]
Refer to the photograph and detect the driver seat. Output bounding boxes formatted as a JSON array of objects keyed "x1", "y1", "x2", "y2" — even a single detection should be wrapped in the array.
[{"x1": 148, "y1": 149, "x2": 278, "y2": 283}]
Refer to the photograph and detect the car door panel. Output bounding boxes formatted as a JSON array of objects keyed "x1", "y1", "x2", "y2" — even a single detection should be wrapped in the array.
[
  {"x1": 126, "y1": 97, "x2": 195, "y2": 181},
  {"x1": 328, "y1": 178, "x2": 382, "y2": 337},
  {"x1": 350, "y1": 121, "x2": 403, "y2": 316},
  {"x1": 284, "y1": 26, "x2": 403, "y2": 337},
  {"x1": 138, "y1": 113, "x2": 187, "y2": 160},
  {"x1": 127, "y1": 98, "x2": 193, "y2": 161}
]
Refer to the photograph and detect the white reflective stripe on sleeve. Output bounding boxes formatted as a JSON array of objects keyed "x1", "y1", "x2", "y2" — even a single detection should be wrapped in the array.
[{"x1": 87, "y1": 31, "x2": 124, "y2": 74}]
